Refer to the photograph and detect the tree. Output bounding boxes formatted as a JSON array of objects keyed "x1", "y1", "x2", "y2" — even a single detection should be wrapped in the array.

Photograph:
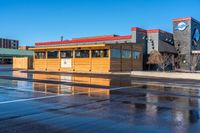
[
  {"x1": 191, "y1": 53, "x2": 200, "y2": 72},
  {"x1": 147, "y1": 50, "x2": 173, "y2": 71}
]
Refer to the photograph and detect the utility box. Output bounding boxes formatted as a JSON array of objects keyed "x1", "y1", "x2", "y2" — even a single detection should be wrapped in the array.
[{"x1": 13, "y1": 57, "x2": 33, "y2": 70}]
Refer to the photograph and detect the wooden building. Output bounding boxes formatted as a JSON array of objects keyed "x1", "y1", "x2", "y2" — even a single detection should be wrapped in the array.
[
  {"x1": 13, "y1": 57, "x2": 33, "y2": 69},
  {"x1": 30, "y1": 41, "x2": 143, "y2": 72}
]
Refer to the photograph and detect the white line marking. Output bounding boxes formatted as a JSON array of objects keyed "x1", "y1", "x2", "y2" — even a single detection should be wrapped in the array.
[
  {"x1": 0, "y1": 94, "x2": 69, "y2": 105},
  {"x1": 0, "y1": 86, "x2": 133, "y2": 105},
  {"x1": 0, "y1": 80, "x2": 199, "y2": 105},
  {"x1": 0, "y1": 85, "x2": 57, "y2": 95}
]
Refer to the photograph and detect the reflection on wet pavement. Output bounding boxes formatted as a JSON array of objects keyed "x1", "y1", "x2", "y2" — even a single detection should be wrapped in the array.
[{"x1": 0, "y1": 65, "x2": 199, "y2": 133}]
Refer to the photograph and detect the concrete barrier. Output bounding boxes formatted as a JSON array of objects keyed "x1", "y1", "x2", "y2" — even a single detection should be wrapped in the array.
[{"x1": 131, "y1": 71, "x2": 200, "y2": 80}]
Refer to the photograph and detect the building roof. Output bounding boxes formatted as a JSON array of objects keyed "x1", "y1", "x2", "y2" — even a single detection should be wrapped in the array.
[
  {"x1": 35, "y1": 35, "x2": 132, "y2": 46},
  {"x1": 35, "y1": 27, "x2": 173, "y2": 47},
  {"x1": 0, "y1": 48, "x2": 33, "y2": 57},
  {"x1": 30, "y1": 44, "x2": 106, "y2": 50}
]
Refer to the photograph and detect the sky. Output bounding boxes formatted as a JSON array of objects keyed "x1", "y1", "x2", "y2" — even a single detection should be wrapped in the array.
[{"x1": 0, "y1": 0, "x2": 199, "y2": 46}]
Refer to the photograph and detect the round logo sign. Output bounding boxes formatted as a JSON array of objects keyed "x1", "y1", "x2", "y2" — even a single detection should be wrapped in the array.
[{"x1": 175, "y1": 22, "x2": 188, "y2": 31}]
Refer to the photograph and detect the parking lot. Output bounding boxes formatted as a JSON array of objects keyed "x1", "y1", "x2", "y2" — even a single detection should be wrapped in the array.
[{"x1": 0, "y1": 65, "x2": 200, "y2": 133}]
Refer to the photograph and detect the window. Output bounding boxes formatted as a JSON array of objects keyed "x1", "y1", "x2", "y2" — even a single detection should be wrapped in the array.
[
  {"x1": 47, "y1": 51, "x2": 59, "y2": 58},
  {"x1": 35, "y1": 51, "x2": 46, "y2": 59},
  {"x1": 122, "y1": 50, "x2": 131, "y2": 58},
  {"x1": 133, "y1": 51, "x2": 140, "y2": 60},
  {"x1": 75, "y1": 50, "x2": 89, "y2": 58},
  {"x1": 60, "y1": 50, "x2": 73, "y2": 58},
  {"x1": 92, "y1": 49, "x2": 108, "y2": 58},
  {"x1": 110, "y1": 49, "x2": 121, "y2": 58}
]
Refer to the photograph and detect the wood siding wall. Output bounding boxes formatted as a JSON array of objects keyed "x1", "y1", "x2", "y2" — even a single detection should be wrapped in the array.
[
  {"x1": 109, "y1": 44, "x2": 143, "y2": 71},
  {"x1": 33, "y1": 44, "x2": 143, "y2": 72},
  {"x1": 13, "y1": 57, "x2": 33, "y2": 69}
]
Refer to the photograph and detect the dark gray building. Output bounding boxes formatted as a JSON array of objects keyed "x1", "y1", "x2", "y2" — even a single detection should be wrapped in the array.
[
  {"x1": 173, "y1": 17, "x2": 200, "y2": 70},
  {"x1": 0, "y1": 38, "x2": 19, "y2": 49},
  {"x1": 131, "y1": 28, "x2": 176, "y2": 70}
]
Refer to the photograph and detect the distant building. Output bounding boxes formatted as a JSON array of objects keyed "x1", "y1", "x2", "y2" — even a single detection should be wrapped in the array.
[
  {"x1": 18, "y1": 46, "x2": 34, "y2": 50},
  {"x1": 0, "y1": 38, "x2": 19, "y2": 49}
]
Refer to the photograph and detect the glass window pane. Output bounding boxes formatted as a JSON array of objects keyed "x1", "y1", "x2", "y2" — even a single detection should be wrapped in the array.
[
  {"x1": 47, "y1": 51, "x2": 58, "y2": 58},
  {"x1": 92, "y1": 49, "x2": 108, "y2": 58},
  {"x1": 75, "y1": 50, "x2": 89, "y2": 58},
  {"x1": 111, "y1": 49, "x2": 120, "y2": 58},
  {"x1": 60, "y1": 50, "x2": 73, "y2": 58},
  {"x1": 122, "y1": 50, "x2": 131, "y2": 58},
  {"x1": 35, "y1": 51, "x2": 46, "y2": 59},
  {"x1": 133, "y1": 51, "x2": 140, "y2": 60}
]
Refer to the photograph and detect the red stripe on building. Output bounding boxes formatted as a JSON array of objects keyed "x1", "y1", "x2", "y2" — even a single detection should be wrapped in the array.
[
  {"x1": 146, "y1": 29, "x2": 160, "y2": 33},
  {"x1": 131, "y1": 28, "x2": 170, "y2": 34},
  {"x1": 36, "y1": 35, "x2": 132, "y2": 46},
  {"x1": 131, "y1": 27, "x2": 146, "y2": 32},
  {"x1": 173, "y1": 17, "x2": 192, "y2": 21},
  {"x1": 146, "y1": 29, "x2": 173, "y2": 35}
]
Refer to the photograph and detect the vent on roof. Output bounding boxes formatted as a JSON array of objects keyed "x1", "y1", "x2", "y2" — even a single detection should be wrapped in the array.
[{"x1": 61, "y1": 36, "x2": 64, "y2": 41}]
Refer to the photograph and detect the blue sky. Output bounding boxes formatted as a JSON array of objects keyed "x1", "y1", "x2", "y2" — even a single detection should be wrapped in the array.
[{"x1": 0, "y1": 0, "x2": 199, "y2": 46}]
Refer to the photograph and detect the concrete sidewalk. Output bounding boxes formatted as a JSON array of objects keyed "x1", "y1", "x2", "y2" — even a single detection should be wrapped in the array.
[
  {"x1": 22, "y1": 69, "x2": 200, "y2": 80},
  {"x1": 131, "y1": 71, "x2": 200, "y2": 80}
]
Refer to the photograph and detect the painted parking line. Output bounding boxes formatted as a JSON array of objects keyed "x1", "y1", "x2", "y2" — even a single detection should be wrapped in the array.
[
  {"x1": 0, "y1": 85, "x2": 57, "y2": 95},
  {"x1": 0, "y1": 86, "x2": 134, "y2": 105},
  {"x1": 0, "y1": 80, "x2": 200, "y2": 106},
  {"x1": 0, "y1": 82, "x2": 198, "y2": 105},
  {"x1": 0, "y1": 94, "x2": 68, "y2": 105}
]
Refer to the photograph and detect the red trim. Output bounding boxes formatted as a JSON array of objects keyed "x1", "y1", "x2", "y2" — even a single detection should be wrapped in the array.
[
  {"x1": 36, "y1": 35, "x2": 132, "y2": 46},
  {"x1": 146, "y1": 29, "x2": 160, "y2": 33},
  {"x1": 173, "y1": 17, "x2": 192, "y2": 21},
  {"x1": 131, "y1": 27, "x2": 146, "y2": 32},
  {"x1": 131, "y1": 27, "x2": 165, "y2": 33},
  {"x1": 131, "y1": 27, "x2": 139, "y2": 31},
  {"x1": 146, "y1": 29, "x2": 173, "y2": 35}
]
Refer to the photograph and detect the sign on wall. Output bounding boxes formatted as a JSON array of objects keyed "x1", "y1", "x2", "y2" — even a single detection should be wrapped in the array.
[
  {"x1": 175, "y1": 22, "x2": 188, "y2": 31},
  {"x1": 192, "y1": 28, "x2": 200, "y2": 47},
  {"x1": 61, "y1": 59, "x2": 72, "y2": 68}
]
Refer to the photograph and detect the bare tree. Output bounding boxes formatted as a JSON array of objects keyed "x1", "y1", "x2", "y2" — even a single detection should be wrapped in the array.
[
  {"x1": 191, "y1": 53, "x2": 200, "y2": 72},
  {"x1": 147, "y1": 50, "x2": 173, "y2": 71}
]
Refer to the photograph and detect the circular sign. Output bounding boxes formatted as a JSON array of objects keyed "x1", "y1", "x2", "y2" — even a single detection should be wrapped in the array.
[{"x1": 175, "y1": 22, "x2": 188, "y2": 31}]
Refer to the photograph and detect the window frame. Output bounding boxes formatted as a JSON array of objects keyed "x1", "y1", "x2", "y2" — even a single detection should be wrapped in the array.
[
  {"x1": 92, "y1": 49, "x2": 109, "y2": 58},
  {"x1": 35, "y1": 51, "x2": 46, "y2": 59},
  {"x1": 60, "y1": 50, "x2": 73, "y2": 58},
  {"x1": 122, "y1": 50, "x2": 131, "y2": 59},
  {"x1": 47, "y1": 51, "x2": 59, "y2": 59},
  {"x1": 75, "y1": 50, "x2": 90, "y2": 58},
  {"x1": 133, "y1": 51, "x2": 140, "y2": 60},
  {"x1": 110, "y1": 49, "x2": 121, "y2": 58}
]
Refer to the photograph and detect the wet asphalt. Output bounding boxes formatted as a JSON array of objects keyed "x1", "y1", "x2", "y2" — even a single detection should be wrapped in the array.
[{"x1": 0, "y1": 65, "x2": 200, "y2": 133}]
